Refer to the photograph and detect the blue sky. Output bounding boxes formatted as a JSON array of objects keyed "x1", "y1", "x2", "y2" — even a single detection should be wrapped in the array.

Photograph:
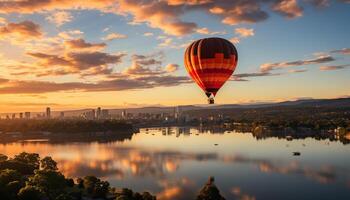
[{"x1": 0, "y1": 0, "x2": 349, "y2": 111}]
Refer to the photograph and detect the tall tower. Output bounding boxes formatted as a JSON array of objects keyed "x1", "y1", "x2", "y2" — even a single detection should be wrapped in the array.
[
  {"x1": 96, "y1": 107, "x2": 101, "y2": 119},
  {"x1": 25, "y1": 112, "x2": 31, "y2": 119},
  {"x1": 46, "y1": 107, "x2": 51, "y2": 118}
]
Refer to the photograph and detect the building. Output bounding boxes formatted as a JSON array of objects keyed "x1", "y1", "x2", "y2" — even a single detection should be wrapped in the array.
[
  {"x1": 101, "y1": 109, "x2": 109, "y2": 119},
  {"x1": 12, "y1": 113, "x2": 16, "y2": 119},
  {"x1": 24, "y1": 112, "x2": 31, "y2": 119},
  {"x1": 81, "y1": 109, "x2": 96, "y2": 120},
  {"x1": 19, "y1": 113, "x2": 23, "y2": 119},
  {"x1": 96, "y1": 107, "x2": 101, "y2": 119},
  {"x1": 46, "y1": 107, "x2": 51, "y2": 118},
  {"x1": 122, "y1": 110, "x2": 127, "y2": 119},
  {"x1": 60, "y1": 112, "x2": 65, "y2": 118}
]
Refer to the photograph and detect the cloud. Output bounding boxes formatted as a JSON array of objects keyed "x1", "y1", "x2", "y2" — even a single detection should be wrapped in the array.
[
  {"x1": 46, "y1": 11, "x2": 73, "y2": 26},
  {"x1": 0, "y1": 17, "x2": 6, "y2": 24},
  {"x1": 331, "y1": 48, "x2": 350, "y2": 55},
  {"x1": 229, "y1": 37, "x2": 240, "y2": 44},
  {"x1": 124, "y1": 53, "x2": 179, "y2": 76},
  {"x1": 124, "y1": 63, "x2": 165, "y2": 76},
  {"x1": 288, "y1": 69, "x2": 308, "y2": 73},
  {"x1": 0, "y1": 0, "x2": 343, "y2": 37},
  {"x1": 131, "y1": 54, "x2": 163, "y2": 66},
  {"x1": 26, "y1": 51, "x2": 126, "y2": 76},
  {"x1": 260, "y1": 55, "x2": 335, "y2": 72},
  {"x1": 116, "y1": 0, "x2": 198, "y2": 36},
  {"x1": 272, "y1": 0, "x2": 303, "y2": 19},
  {"x1": 102, "y1": 32, "x2": 127, "y2": 40},
  {"x1": 196, "y1": 27, "x2": 226, "y2": 35},
  {"x1": 165, "y1": 64, "x2": 179, "y2": 72},
  {"x1": 0, "y1": 0, "x2": 115, "y2": 14},
  {"x1": 64, "y1": 38, "x2": 106, "y2": 51},
  {"x1": 319, "y1": 64, "x2": 350, "y2": 71},
  {"x1": 158, "y1": 37, "x2": 174, "y2": 47},
  {"x1": 143, "y1": 32, "x2": 154, "y2": 36},
  {"x1": 209, "y1": 1, "x2": 269, "y2": 25},
  {"x1": 308, "y1": 0, "x2": 329, "y2": 7},
  {"x1": 0, "y1": 20, "x2": 42, "y2": 41},
  {"x1": 232, "y1": 72, "x2": 278, "y2": 81},
  {"x1": 58, "y1": 30, "x2": 84, "y2": 39},
  {"x1": 0, "y1": 74, "x2": 190, "y2": 94},
  {"x1": 235, "y1": 27, "x2": 254, "y2": 38}
]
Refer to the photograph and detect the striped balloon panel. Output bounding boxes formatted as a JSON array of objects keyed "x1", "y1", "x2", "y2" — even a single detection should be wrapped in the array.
[{"x1": 184, "y1": 37, "x2": 238, "y2": 96}]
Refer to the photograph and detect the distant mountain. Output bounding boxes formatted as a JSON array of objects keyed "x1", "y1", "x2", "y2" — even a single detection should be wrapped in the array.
[
  {"x1": 65, "y1": 97, "x2": 350, "y2": 116},
  {"x1": 3, "y1": 97, "x2": 349, "y2": 117}
]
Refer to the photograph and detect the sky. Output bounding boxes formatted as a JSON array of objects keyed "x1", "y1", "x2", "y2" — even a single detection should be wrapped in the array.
[{"x1": 0, "y1": 0, "x2": 349, "y2": 112}]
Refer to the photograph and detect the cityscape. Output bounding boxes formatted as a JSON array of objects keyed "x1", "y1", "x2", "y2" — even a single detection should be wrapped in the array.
[{"x1": 0, "y1": 0, "x2": 349, "y2": 200}]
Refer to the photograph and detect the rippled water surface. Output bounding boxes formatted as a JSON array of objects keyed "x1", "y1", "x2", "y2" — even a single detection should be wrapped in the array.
[{"x1": 1, "y1": 127, "x2": 349, "y2": 200}]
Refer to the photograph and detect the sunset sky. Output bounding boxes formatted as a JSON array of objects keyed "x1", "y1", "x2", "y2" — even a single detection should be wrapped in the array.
[{"x1": 0, "y1": 0, "x2": 349, "y2": 112}]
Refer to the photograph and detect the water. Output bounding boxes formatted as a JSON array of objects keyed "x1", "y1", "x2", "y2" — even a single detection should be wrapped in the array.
[{"x1": 1, "y1": 127, "x2": 349, "y2": 200}]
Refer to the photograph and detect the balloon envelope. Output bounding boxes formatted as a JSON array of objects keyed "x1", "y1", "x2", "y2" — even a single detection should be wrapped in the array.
[{"x1": 184, "y1": 37, "x2": 238, "y2": 99}]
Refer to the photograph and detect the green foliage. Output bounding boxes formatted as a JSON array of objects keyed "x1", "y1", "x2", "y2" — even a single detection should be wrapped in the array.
[
  {"x1": 115, "y1": 188, "x2": 156, "y2": 200},
  {"x1": 0, "y1": 160, "x2": 37, "y2": 175},
  {"x1": 40, "y1": 156, "x2": 58, "y2": 171},
  {"x1": 14, "y1": 152, "x2": 40, "y2": 170},
  {"x1": 0, "y1": 169, "x2": 25, "y2": 200},
  {"x1": 17, "y1": 185, "x2": 43, "y2": 200},
  {"x1": 55, "y1": 193, "x2": 75, "y2": 200},
  {"x1": 28, "y1": 170, "x2": 67, "y2": 199},
  {"x1": 0, "y1": 154, "x2": 8, "y2": 162},
  {"x1": 82, "y1": 175, "x2": 110, "y2": 198},
  {"x1": 0, "y1": 152, "x2": 157, "y2": 200}
]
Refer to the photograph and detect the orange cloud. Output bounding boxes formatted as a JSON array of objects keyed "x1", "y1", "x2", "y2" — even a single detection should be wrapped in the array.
[
  {"x1": 0, "y1": 20, "x2": 42, "y2": 41},
  {"x1": 46, "y1": 11, "x2": 73, "y2": 26},
  {"x1": 165, "y1": 64, "x2": 179, "y2": 73},
  {"x1": 116, "y1": 0, "x2": 197, "y2": 36},
  {"x1": 319, "y1": 64, "x2": 350, "y2": 71},
  {"x1": 0, "y1": 0, "x2": 115, "y2": 14},
  {"x1": 272, "y1": 0, "x2": 303, "y2": 19},
  {"x1": 260, "y1": 55, "x2": 335, "y2": 72},
  {"x1": 102, "y1": 33, "x2": 127, "y2": 41},
  {"x1": 331, "y1": 48, "x2": 350, "y2": 55},
  {"x1": 64, "y1": 38, "x2": 106, "y2": 51},
  {"x1": 235, "y1": 27, "x2": 255, "y2": 38}
]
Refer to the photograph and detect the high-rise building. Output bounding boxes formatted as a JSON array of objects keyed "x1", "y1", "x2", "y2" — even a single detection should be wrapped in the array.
[
  {"x1": 101, "y1": 109, "x2": 109, "y2": 119},
  {"x1": 122, "y1": 110, "x2": 127, "y2": 119},
  {"x1": 60, "y1": 112, "x2": 64, "y2": 118},
  {"x1": 25, "y1": 112, "x2": 31, "y2": 119},
  {"x1": 46, "y1": 107, "x2": 51, "y2": 118},
  {"x1": 19, "y1": 113, "x2": 23, "y2": 119},
  {"x1": 12, "y1": 113, "x2": 16, "y2": 119},
  {"x1": 96, "y1": 107, "x2": 101, "y2": 119}
]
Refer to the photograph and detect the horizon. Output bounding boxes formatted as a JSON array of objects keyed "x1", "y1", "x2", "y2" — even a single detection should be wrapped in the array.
[
  {"x1": 1, "y1": 95, "x2": 349, "y2": 114},
  {"x1": 0, "y1": 0, "x2": 350, "y2": 112}
]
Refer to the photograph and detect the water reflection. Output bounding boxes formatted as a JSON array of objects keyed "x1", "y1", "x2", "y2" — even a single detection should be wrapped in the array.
[{"x1": 0, "y1": 126, "x2": 349, "y2": 200}]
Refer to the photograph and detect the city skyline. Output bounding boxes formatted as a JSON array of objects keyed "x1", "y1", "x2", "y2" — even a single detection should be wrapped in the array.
[{"x1": 0, "y1": 0, "x2": 350, "y2": 112}]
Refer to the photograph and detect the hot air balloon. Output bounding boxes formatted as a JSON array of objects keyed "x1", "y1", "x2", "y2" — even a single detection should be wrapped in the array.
[{"x1": 184, "y1": 37, "x2": 238, "y2": 104}]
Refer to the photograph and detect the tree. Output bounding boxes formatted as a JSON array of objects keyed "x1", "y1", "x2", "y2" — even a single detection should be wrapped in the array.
[
  {"x1": 28, "y1": 170, "x2": 67, "y2": 199},
  {"x1": 17, "y1": 186, "x2": 43, "y2": 200},
  {"x1": 0, "y1": 154, "x2": 8, "y2": 162},
  {"x1": 82, "y1": 175, "x2": 110, "y2": 198},
  {"x1": 40, "y1": 156, "x2": 58, "y2": 171},
  {"x1": 196, "y1": 177, "x2": 225, "y2": 200},
  {"x1": 13, "y1": 152, "x2": 40, "y2": 170},
  {"x1": 55, "y1": 193, "x2": 74, "y2": 200}
]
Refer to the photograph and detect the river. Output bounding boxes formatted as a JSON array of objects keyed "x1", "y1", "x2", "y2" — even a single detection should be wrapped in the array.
[{"x1": 0, "y1": 127, "x2": 349, "y2": 200}]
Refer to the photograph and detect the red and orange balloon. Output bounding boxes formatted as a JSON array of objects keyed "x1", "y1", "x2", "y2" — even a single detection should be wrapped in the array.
[{"x1": 184, "y1": 37, "x2": 238, "y2": 104}]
